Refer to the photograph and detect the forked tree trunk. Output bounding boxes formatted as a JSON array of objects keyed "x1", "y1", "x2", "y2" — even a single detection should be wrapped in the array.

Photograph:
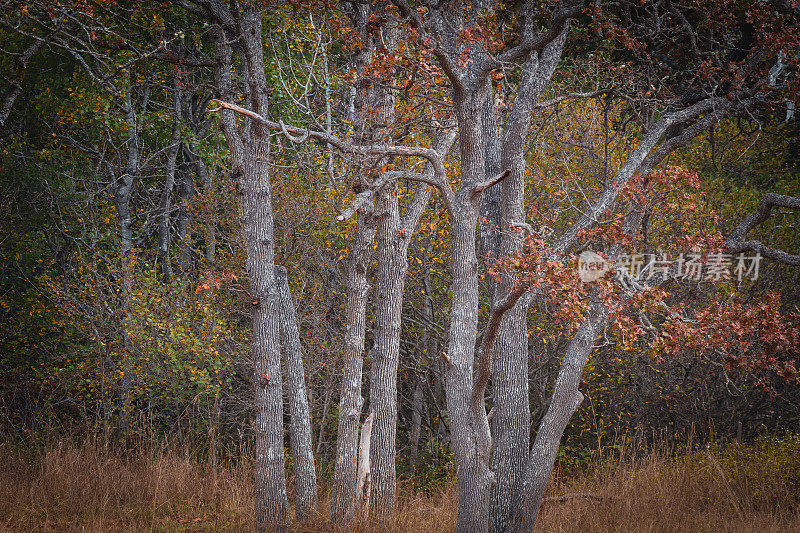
[
  {"x1": 331, "y1": 1, "x2": 384, "y2": 522},
  {"x1": 487, "y1": 27, "x2": 569, "y2": 533},
  {"x1": 511, "y1": 298, "x2": 610, "y2": 531},
  {"x1": 369, "y1": 127, "x2": 456, "y2": 516}
]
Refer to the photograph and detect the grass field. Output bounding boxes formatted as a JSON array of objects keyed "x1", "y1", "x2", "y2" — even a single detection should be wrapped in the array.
[{"x1": 2, "y1": 435, "x2": 799, "y2": 532}]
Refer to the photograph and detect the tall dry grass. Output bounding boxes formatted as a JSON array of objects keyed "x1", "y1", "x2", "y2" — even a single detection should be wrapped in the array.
[
  {"x1": 537, "y1": 435, "x2": 800, "y2": 532},
  {"x1": 1, "y1": 435, "x2": 798, "y2": 532}
]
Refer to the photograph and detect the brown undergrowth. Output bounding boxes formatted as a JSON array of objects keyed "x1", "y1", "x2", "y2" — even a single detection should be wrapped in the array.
[{"x1": 1, "y1": 435, "x2": 799, "y2": 532}]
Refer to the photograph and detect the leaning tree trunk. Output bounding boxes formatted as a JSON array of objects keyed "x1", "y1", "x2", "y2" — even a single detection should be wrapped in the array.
[
  {"x1": 213, "y1": 15, "x2": 288, "y2": 529},
  {"x1": 504, "y1": 101, "x2": 718, "y2": 528},
  {"x1": 275, "y1": 266, "x2": 318, "y2": 522}
]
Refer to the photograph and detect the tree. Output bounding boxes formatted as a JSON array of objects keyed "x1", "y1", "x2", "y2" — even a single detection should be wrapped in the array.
[
  {"x1": 386, "y1": 0, "x2": 799, "y2": 530},
  {"x1": 2, "y1": 1, "x2": 798, "y2": 531},
  {"x1": 179, "y1": 0, "x2": 321, "y2": 527}
]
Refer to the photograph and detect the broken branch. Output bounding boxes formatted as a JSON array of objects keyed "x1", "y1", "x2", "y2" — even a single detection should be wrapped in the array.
[{"x1": 472, "y1": 169, "x2": 511, "y2": 197}]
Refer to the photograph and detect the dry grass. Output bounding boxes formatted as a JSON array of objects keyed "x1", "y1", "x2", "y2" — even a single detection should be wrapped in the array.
[
  {"x1": 1, "y1": 437, "x2": 799, "y2": 532},
  {"x1": 537, "y1": 438, "x2": 800, "y2": 533}
]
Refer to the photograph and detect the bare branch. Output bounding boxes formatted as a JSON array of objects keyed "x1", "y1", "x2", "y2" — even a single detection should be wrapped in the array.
[
  {"x1": 401, "y1": 128, "x2": 459, "y2": 231},
  {"x1": 552, "y1": 96, "x2": 732, "y2": 255},
  {"x1": 210, "y1": 98, "x2": 446, "y2": 168},
  {"x1": 726, "y1": 193, "x2": 800, "y2": 266},
  {"x1": 533, "y1": 88, "x2": 613, "y2": 109},
  {"x1": 338, "y1": 130, "x2": 458, "y2": 221},
  {"x1": 478, "y1": 3, "x2": 582, "y2": 76},
  {"x1": 390, "y1": 0, "x2": 465, "y2": 94},
  {"x1": 0, "y1": 17, "x2": 66, "y2": 126}
]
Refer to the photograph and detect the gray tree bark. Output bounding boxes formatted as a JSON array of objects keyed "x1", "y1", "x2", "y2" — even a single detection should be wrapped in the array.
[
  {"x1": 212, "y1": 9, "x2": 288, "y2": 528},
  {"x1": 369, "y1": 128, "x2": 455, "y2": 517},
  {"x1": 447, "y1": 87, "x2": 495, "y2": 533},
  {"x1": 510, "y1": 298, "x2": 610, "y2": 531},
  {"x1": 157, "y1": 78, "x2": 182, "y2": 282},
  {"x1": 487, "y1": 27, "x2": 569, "y2": 533},
  {"x1": 275, "y1": 266, "x2": 319, "y2": 522},
  {"x1": 364, "y1": 10, "x2": 401, "y2": 515},
  {"x1": 385, "y1": 2, "x2": 580, "y2": 527},
  {"x1": 114, "y1": 74, "x2": 145, "y2": 433},
  {"x1": 330, "y1": 209, "x2": 376, "y2": 524},
  {"x1": 355, "y1": 411, "x2": 375, "y2": 516},
  {"x1": 485, "y1": 95, "x2": 745, "y2": 531},
  {"x1": 332, "y1": 1, "x2": 396, "y2": 521},
  {"x1": 329, "y1": 2, "x2": 377, "y2": 521},
  {"x1": 369, "y1": 184, "x2": 404, "y2": 517}
]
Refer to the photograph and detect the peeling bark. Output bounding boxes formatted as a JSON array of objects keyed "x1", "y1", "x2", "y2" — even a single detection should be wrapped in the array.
[{"x1": 355, "y1": 411, "x2": 375, "y2": 516}]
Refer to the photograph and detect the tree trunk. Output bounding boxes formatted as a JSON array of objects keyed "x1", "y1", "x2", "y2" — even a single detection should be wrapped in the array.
[
  {"x1": 114, "y1": 76, "x2": 142, "y2": 434},
  {"x1": 0, "y1": 29, "x2": 54, "y2": 127},
  {"x1": 332, "y1": 1, "x2": 388, "y2": 521},
  {"x1": 213, "y1": 13, "x2": 288, "y2": 529},
  {"x1": 330, "y1": 209, "x2": 376, "y2": 524},
  {"x1": 369, "y1": 186, "x2": 405, "y2": 516},
  {"x1": 364, "y1": 10, "x2": 401, "y2": 512},
  {"x1": 275, "y1": 266, "x2": 318, "y2": 522},
  {"x1": 355, "y1": 411, "x2": 375, "y2": 516},
  {"x1": 369, "y1": 127, "x2": 455, "y2": 516},
  {"x1": 316, "y1": 379, "x2": 334, "y2": 456},
  {"x1": 408, "y1": 374, "x2": 425, "y2": 470},
  {"x1": 196, "y1": 152, "x2": 215, "y2": 263},
  {"x1": 157, "y1": 79, "x2": 182, "y2": 282},
  {"x1": 511, "y1": 299, "x2": 610, "y2": 531},
  {"x1": 488, "y1": 28, "x2": 568, "y2": 533},
  {"x1": 447, "y1": 89, "x2": 494, "y2": 533},
  {"x1": 175, "y1": 151, "x2": 193, "y2": 272}
]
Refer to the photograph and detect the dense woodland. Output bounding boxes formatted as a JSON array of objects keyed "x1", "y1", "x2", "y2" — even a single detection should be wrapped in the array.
[{"x1": 1, "y1": 1, "x2": 800, "y2": 531}]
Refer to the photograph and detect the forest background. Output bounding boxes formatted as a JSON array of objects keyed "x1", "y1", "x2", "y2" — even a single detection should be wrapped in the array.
[{"x1": 1, "y1": 0, "x2": 800, "y2": 531}]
